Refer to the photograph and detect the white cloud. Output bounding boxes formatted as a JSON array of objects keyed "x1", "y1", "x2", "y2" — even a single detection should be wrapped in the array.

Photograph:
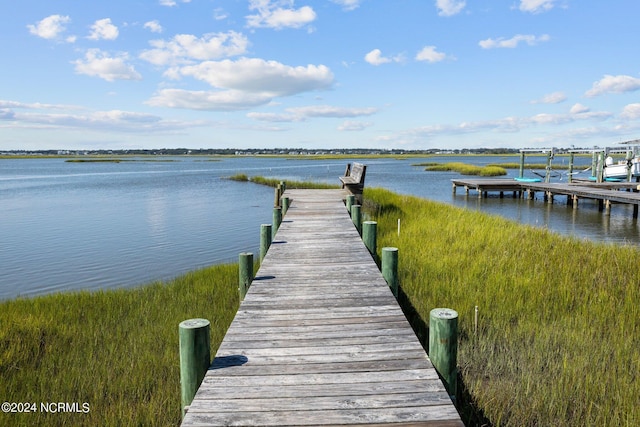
[
  {"x1": 415, "y1": 46, "x2": 447, "y2": 63},
  {"x1": 147, "y1": 89, "x2": 272, "y2": 111},
  {"x1": 531, "y1": 91, "x2": 566, "y2": 104},
  {"x1": 160, "y1": 0, "x2": 191, "y2": 6},
  {"x1": 386, "y1": 108, "x2": 613, "y2": 144},
  {"x1": 0, "y1": 106, "x2": 203, "y2": 133},
  {"x1": 621, "y1": 103, "x2": 640, "y2": 120},
  {"x1": 585, "y1": 74, "x2": 640, "y2": 97},
  {"x1": 519, "y1": 0, "x2": 555, "y2": 13},
  {"x1": 436, "y1": 0, "x2": 466, "y2": 17},
  {"x1": 570, "y1": 103, "x2": 590, "y2": 114},
  {"x1": 88, "y1": 18, "x2": 119, "y2": 41},
  {"x1": 144, "y1": 20, "x2": 163, "y2": 33},
  {"x1": 365, "y1": 49, "x2": 390, "y2": 65},
  {"x1": 0, "y1": 100, "x2": 80, "y2": 110},
  {"x1": 338, "y1": 121, "x2": 372, "y2": 131},
  {"x1": 27, "y1": 15, "x2": 72, "y2": 41},
  {"x1": 364, "y1": 49, "x2": 403, "y2": 66},
  {"x1": 289, "y1": 105, "x2": 377, "y2": 118},
  {"x1": 247, "y1": 112, "x2": 300, "y2": 122},
  {"x1": 214, "y1": 8, "x2": 228, "y2": 20},
  {"x1": 148, "y1": 58, "x2": 334, "y2": 111},
  {"x1": 176, "y1": 58, "x2": 333, "y2": 96},
  {"x1": 140, "y1": 31, "x2": 248, "y2": 65},
  {"x1": 247, "y1": 0, "x2": 316, "y2": 30},
  {"x1": 73, "y1": 49, "x2": 142, "y2": 82},
  {"x1": 479, "y1": 34, "x2": 550, "y2": 49},
  {"x1": 331, "y1": 0, "x2": 362, "y2": 11},
  {"x1": 248, "y1": 105, "x2": 377, "y2": 122}
]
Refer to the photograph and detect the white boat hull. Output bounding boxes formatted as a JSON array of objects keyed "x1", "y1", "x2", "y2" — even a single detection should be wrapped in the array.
[{"x1": 603, "y1": 157, "x2": 640, "y2": 179}]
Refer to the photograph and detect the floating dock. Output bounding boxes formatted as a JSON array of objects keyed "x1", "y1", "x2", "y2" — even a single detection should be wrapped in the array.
[
  {"x1": 181, "y1": 189, "x2": 463, "y2": 427},
  {"x1": 452, "y1": 178, "x2": 640, "y2": 217}
]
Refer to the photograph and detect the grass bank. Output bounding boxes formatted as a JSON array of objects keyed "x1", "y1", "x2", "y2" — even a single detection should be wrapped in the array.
[
  {"x1": 417, "y1": 162, "x2": 507, "y2": 177},
  {"x1": 0, "y1": 264, "x2": 239, "y2": 426},
  {"x1": 362, "y1": 187, "x2": 640, "y2": 426},
  {"x1": 226, "y1": 173, "x2": 340, "y2": 189}
]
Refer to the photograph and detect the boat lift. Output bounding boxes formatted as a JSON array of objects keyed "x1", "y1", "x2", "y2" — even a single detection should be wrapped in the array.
[{"x1": 515, "y1": 148, "x2": 556, "y2": 183}]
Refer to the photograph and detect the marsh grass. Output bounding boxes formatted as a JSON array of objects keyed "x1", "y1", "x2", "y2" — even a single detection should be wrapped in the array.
[
  {"x1": 421, "y1": 162, "x2": 507, "y2": 177},
  {"x1": 362, "y1": 187, "x2": 640, "y2": 426},
  {"x1": 226, "y1": 174, "x2": 340, "y2": 189},
  {"x1": 0, "y1": 264, "x2": 238, "y2": 426},
  {"x1": 487, "y1": 162, "x2": 571, "y2": 170}
]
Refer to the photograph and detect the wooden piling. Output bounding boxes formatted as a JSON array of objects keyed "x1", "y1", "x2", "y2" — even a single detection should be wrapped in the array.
[
  {"x1": 260, "y1": 224, "x2": 272, "y2": 262},
  {"x1": 381, "y1": 247, "x2": 398, "y2": 297},
  {"x1": 272, "y1": 206, "x2": 282, "y2": 238},
  {"x1": 362, "y1": 221, "x2": 377, "y2": 257},
  {"x1": 238, "y1": 252, "x2": 253, "y2": 300},
  {"x1": 346, "y1": 194, "x2": 355, "y2": 215},
  {"x1": 274, "y1": 186, "x2": 282, "y2": 207},
  {"x1": 281, "y1": 196, "x2": 290, "y2": 215},
  {"x1": 351, "y1": 204, "x2": 362, "y2": 235},
  {"x1": 569, "y1": 153, "x2": 575, "y2": 183},
  {"x1": 179, "y1": 318, "x2": 211, "y2": 418},
  {"x1": 429, "y1": 308, "x2": 458, "y2": 399},
  {"x1": 518, "y1": 151, "x2": 525, "y2": 179}
]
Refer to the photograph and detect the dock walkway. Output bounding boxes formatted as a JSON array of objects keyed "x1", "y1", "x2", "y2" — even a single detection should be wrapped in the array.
[
  {"x1": 451, "y1": 178, "x2": 640, "y2": 217},
  {"x1": 181, "y1": 189, "x2": 462, "y2": 427}
]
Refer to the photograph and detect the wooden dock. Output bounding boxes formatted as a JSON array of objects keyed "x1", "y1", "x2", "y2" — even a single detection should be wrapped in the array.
[
  {"x1": 181, "y1": 189, "x2": 463, "y2": 427},
  {"x1": 451, "y1": 178, "x2": 640, "y2": 217}
]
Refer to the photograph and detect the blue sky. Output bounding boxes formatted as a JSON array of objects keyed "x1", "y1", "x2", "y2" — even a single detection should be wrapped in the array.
[{"x1": 2, "y1": 0, "x2": 640, "y2": 150}]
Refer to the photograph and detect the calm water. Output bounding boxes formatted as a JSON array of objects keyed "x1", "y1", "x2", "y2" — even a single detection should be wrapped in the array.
[{"x1": 2, "y1": 156, "x2": 638, "y2": 300}]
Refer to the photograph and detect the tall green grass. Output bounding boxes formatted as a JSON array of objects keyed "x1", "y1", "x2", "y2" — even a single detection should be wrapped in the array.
[
  {"x1": 226, "y1": 173, "x2": 340, "y2": 189},
  {"x1": 362, "y1": 187, "x2": 640, "y2": 426},
  {"x1": 421, "y1": 162, "x2": 507, "y2": 177},
  {"x1": 0, "y1": 264, "x2": 239, "y2": 426}
]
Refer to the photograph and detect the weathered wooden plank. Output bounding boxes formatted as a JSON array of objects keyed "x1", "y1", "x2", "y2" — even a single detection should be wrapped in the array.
[
  {"x1": 184, "y1": 406, "x2": 461, "y2": 427},
  {"x1": 208, "y1": 357, "x2": 432, "y2": 375},
  {"x1": 181, "y1": 189, "x2": 462, "y2": 427},
  {"x1": 188, "y1": 392, "x2": 451, "y2": 412},
  {"x1": 193, "y1": 378, "x2": 446, "y2": 400}
]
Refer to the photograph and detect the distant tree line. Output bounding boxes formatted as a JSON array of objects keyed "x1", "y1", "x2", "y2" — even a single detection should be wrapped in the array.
[{"x1": 1, "y1": 147, "x2": 592, "y2": 156}]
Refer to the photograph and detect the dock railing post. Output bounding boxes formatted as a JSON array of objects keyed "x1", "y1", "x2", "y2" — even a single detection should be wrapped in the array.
[
  {"x1": 281, "y1": 196, "x2": 290, "y2": 215},
  {"x1": 346, "y1": 194, "x2": 355, "y2": 216},
  {"x1": 518, "y1": 151, "x2": 525, "y2": 179},
  {"x1": 274, "y1": 185, "x2": 282, "y2": 207},
  {"x1": 597, "y1": 151, "x2": 605, "y2": 183},
  {"x1": 179, "y1": 318, "x2": 211, "y2": 418},
  {"x1": 351, "y1": 204, "x2": 362, "y2": 235},
  {"x1": 545, "y1": 149, "x2": 553, "y2": 183},
  {"x1": 362, "y1": 221, "x2": 377, "y2": 258},
  {"x1": 429, "y1": 308, "x2": 458, "y2": 401},
  {"x1": 273, "y1": 206, "x2": 282, "y2": 238},
  {"x1": 260, "y1": 224, "x2": 272, "y2": 263},
  {"x1": 568, "y1": 153, "x2": 574, "y2": 183},
  {"x1": 381, "y1": 247, "x2": 398, "y2": 297},
  {"x1": 239, "y1": 252, "x2": 253, "y2": 300}
]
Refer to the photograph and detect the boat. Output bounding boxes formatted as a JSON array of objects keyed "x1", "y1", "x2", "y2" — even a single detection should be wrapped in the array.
[{"x1": 603, "y1": 156, "x2": 640, "y2": 180}]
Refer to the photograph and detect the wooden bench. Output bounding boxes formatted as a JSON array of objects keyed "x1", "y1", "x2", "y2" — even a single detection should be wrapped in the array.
[{"x1": 339, "y1": 162, "x2": 367, "y2": 201}]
